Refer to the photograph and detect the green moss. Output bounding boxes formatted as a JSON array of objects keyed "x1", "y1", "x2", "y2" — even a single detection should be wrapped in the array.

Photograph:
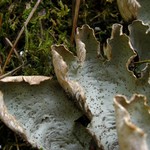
[{"x1": 0, "y1": 0, "x2": 73, "y2": 76}]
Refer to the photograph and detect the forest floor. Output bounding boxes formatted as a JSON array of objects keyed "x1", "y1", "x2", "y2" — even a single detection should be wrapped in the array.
[{"x1": 0, "y1": 0, "x2": 122, "y2": 149}]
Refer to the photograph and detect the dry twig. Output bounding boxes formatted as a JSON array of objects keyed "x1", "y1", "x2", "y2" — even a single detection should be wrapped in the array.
[
  {"x1": 2, "y1": 0, "x2": 42, "y2": 74},
  {"x1": 5, "y1": 37, "x2": 22, "y2": 62},
  {"x1": 0, "y1": 64, "x2": 24, "y2": 80},
  {"x1": 71, "y1": 0, "x2": 81, "y2": 44}
]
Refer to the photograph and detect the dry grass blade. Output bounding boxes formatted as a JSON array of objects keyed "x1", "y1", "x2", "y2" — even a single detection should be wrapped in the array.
[
  {"x1": 0, "y1": 64, "x2": 24, "y2": 80},
  {"x1": 15, "y1": 134, "x2": 20, "y2": 150},
  {"x1": 71, "y1": 0, "x2": 81, "y2": 44},
  {"x1": 2, "y1": 0, "x2": 42, "y2": 74},
  {"x1": 5, "y1": 37, "x2": 22, "y2": 62}
]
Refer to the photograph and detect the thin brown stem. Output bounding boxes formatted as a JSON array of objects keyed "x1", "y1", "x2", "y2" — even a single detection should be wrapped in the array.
[
  {"x1": 5, "y1": 37, "x2": 22, "y2": 62},
  {"x1": 71, "y1": 0, "x2": 81, "y2": 44},
  {"x1": 0, "y1": 64, "x2": 24, "y2": 80}
]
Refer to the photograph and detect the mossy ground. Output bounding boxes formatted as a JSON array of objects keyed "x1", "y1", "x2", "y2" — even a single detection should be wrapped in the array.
[{"x1": 0, "y1": 0, "x2": 121, "y2": 149}]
